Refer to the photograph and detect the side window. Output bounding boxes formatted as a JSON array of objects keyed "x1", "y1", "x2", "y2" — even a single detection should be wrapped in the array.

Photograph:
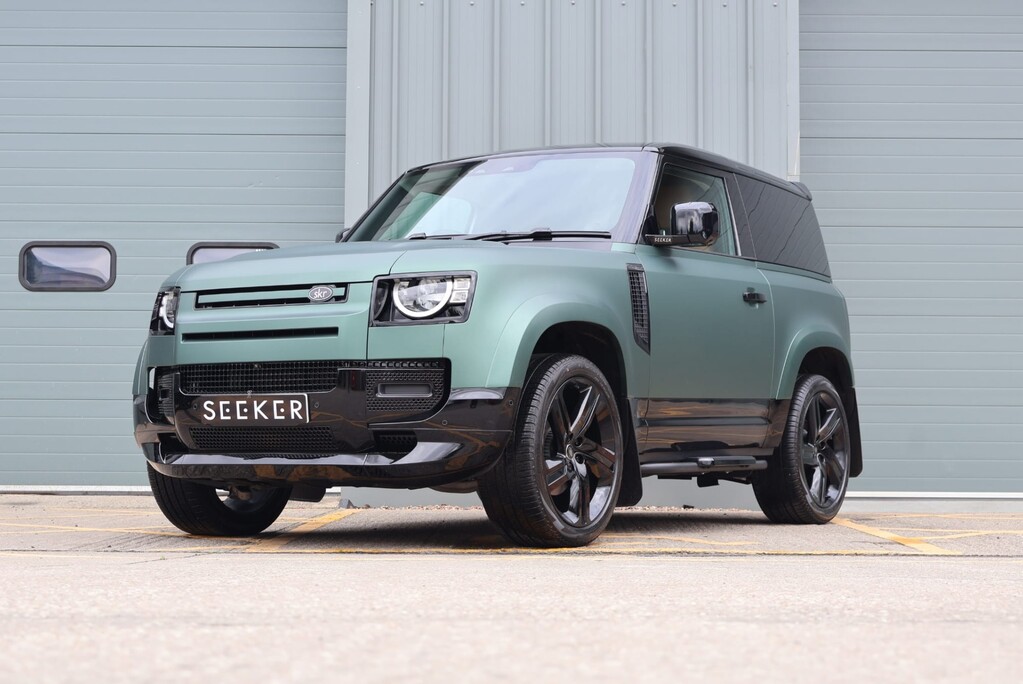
[
  {"x1": 19, "y1": 241, "x2": 116, "y2": 291},
  {"x1": 187, "y1": 242, "x2": 277, "y2": 265},
  {"x1": 735, "y1": 175, "x2": 830, "y2": 277},
  {"x1": 652, "y1": 164, "x2": 736, "y2": 256}
]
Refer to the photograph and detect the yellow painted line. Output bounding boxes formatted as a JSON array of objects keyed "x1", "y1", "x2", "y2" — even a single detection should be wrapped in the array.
[
  {"x1": 882, "y1": 527, "x2": 1023, "y2": 534},
  {"x1": 0, "y1": 521, "x2": 188, "y2": 538},
  {"x1": 833, "y1": 517, "x2": 961, "y2": 556},
  {"x1": 234, "y1": 546, "x2": 903, "y2": 556},
  {"x1": 14, "y1": 508, "x2": 161, "y2": 516},
  {"x1": 0, "y1": 551, "x2": 110, "y2": 560},
  {"x1": 154, "y1": 544, "x2": 252, "y2": 552},
  {"x1": 916, "y1": 531, "x2": 1023, "y2": 541},
  {"x1": 0, "y1": 511, "x2": 162, "y2": 521},
  {"x1": 244, "y1": 508, "x2": 361, "y2": 553},
  {"x1": 868, "y1": 514, "x2": 1023, "y2": 521},
  {"x1": 601, "y1": 533, "x2": 757, "y2": 547}
]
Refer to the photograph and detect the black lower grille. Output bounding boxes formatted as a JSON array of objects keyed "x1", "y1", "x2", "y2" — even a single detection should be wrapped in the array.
[
  {"x1": 156, "y1": 371, "x2": 175, "y2": 419},
  {"x1": 180, "y1": 361, "x2": 354, "y2": 394},
  {"x1": 177, "y1": 360, "x2": 448, "y2": 398},
  {"x1": 189, "y1": 426, "x2": 338, "y2": 453},
  {"x1": 374, "y1": 431, "x2": 418, "y2": 455}
]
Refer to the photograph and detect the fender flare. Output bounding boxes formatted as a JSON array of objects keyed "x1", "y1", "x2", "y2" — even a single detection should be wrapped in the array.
[
  {"x1": 774, "y1": 327, "x2": 853, "y2": 400},
  {"x1": 484, "y1": 295, "x2": 634, "y2": 390}
]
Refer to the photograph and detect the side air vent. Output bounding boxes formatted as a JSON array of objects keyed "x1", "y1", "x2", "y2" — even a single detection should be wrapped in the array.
[{"x1": 627, "y1": 264, "x2": 650, "y2": 354}]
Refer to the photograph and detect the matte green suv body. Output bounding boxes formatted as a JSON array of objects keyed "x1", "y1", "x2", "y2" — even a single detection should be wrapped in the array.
[{"x1": 134, "y1": 144, "x2": 862, "y2": 546}]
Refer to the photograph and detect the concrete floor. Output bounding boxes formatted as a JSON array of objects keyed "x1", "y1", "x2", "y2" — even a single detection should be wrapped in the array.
[{"x1": 1, "y1": 495, "x2": 1021, "y2": 683}]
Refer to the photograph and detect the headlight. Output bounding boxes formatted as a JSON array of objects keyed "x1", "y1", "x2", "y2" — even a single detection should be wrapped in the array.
[
  {"x1": 373, "y1": 273, "x2": 475, "y2": 325},
  {"x1": 393, "y1": 277, "x2": 453, "y2": 318},
  {"x1": 149, "y1": 287, "x2": 180, "y2": 335}
]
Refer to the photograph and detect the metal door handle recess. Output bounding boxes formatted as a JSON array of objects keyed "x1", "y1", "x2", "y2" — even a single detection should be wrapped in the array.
[{"x1": 743, "y1": 290, "x2": 767, "y2": 304}]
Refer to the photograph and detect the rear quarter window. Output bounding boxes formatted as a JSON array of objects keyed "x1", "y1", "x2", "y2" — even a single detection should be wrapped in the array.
[{"x1": 736, "y1": 176, "x2": 830, "y2": 277}]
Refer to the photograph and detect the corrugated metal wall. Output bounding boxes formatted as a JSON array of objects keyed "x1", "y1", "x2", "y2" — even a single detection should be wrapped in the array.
[
  {"x1": 0, "y1": 1, "x2": 347, "y2": 485},
  {"x1": 344, "y1": 0, "x2": 799, "y2": 223},
  {"x1": 801, "y1": 0, "x2": 1023, "y2": 492}
]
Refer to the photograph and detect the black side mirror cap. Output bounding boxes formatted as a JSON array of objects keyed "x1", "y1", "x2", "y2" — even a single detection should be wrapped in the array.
[{"x1": 645, "y1": 201, "x2": 719, "y2": 247}]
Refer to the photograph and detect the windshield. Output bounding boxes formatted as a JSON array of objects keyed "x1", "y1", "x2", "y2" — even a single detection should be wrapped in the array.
[{"x1": 348, "y1": 152, "x2": 647, "y2": 241}]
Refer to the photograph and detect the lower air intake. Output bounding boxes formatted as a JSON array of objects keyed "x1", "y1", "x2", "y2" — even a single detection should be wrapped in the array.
[{"x1": 189, "y1": 426, "x2": 338, "y2": 453}]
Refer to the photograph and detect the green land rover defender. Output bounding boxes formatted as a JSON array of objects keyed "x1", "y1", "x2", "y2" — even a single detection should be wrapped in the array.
[{"x1": 133, "y1": 144, "x2": 862, "y2": 547}]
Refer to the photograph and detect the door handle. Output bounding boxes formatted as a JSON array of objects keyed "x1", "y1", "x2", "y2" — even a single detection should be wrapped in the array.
[{"x1": 743, "y1": 290, "x2": 767, "y2": 305}]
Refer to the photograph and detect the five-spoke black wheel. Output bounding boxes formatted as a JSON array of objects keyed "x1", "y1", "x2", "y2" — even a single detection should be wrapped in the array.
[
  {"x1": 479, "y1": 354, "x2": 623, "y2": 547},
  {"x1": 753, "y1": 374, "x2": 851, "y2": 524},
  {"x1": 148, "y1": 464, "x2": 291, "y2": 536}
]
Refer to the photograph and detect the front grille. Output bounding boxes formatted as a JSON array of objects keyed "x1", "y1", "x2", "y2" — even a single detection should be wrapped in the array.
[
  {"x1": 366, "y1": 368, "x2": 447, "y2": 413},
  {"x1": 189, "y1": 426, "x2": 338, "y2": 453},
  {"x1": 194, "y1": 283, "x2": 347, "y2": 309},
  {"x1": 179, "y1": 361, "x2": 353, "y2": 394},
  {"x1": 627, "y1": 264, "x2": 651, "y2": 353}
]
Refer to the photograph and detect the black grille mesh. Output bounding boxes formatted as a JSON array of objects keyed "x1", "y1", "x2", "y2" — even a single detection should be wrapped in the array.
[
  {"x1": 195, "y1": 283, "x2": 347, "y2": 309},
  {"x1": 365, "y1": 369, "x2": 447, "y2": 413},
  {"x1": 179, "y1": 361, "x2": 352, "y2": 394},
  {"x1": 627, "y1": 265, "x2": 650, "y2": 353},
  {"x1": 156, "y1": 371, "x2": 175, "y2": 419},
  {"x1": 374, "y1": 431, "x2": 418, "y2": 455},
  {"x1": 189, "y1": 426, "x2": 338, "y2": 453}
]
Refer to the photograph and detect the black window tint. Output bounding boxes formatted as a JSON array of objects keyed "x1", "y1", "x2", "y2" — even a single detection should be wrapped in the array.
[
  {"x1": 19, "y1": 242, "x2": 115, "y2": 291},
  {"x1": 187, "y1": 242, "x2": 277, "y2": 265},
  {"x1": 736, "y1": 176, "x2": 830, "y2": 277}
]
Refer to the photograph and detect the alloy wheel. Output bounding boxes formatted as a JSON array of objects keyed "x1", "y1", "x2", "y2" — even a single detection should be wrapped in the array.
[
  {"x1": 798, "y1": 390, "x2": 850, "y2": 509},
  {"x1": 540, "y1": 377, "x2": 620, "y2": 527}
]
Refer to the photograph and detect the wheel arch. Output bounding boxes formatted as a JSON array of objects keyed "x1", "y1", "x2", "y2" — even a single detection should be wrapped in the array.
[
  {"x1": 530, "y1": 321, "x2": 643, "y2": 507},
  {"x1": 794, "y1": 346, "x2": 863, "y2": 479}
]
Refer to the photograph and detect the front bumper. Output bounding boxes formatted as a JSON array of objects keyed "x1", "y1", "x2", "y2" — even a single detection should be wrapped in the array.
[{"x1": 134, "y1": 359, "x2": 518, "y2": 489}]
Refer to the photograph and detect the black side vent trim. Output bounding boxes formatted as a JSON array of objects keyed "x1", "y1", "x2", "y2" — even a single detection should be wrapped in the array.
[{"x1": 627, "y1": 264, "x2": 650, "y2": 354}]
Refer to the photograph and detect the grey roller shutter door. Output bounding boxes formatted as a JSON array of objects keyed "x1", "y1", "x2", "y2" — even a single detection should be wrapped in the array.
[
  {"x1": 0, "y1": 1, "x2": 347, "y2": 485},
  {"x1": 801, "y1": 0, "x2": 1023, "y2": 493}
]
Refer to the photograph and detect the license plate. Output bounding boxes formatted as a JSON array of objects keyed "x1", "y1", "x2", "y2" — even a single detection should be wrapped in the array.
[{"x1": 197, "y1": 394, "x2": 309, "y2": 425}]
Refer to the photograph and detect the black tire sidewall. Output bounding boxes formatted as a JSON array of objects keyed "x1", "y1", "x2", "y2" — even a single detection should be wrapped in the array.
[
  {"x1": 786, "y1": 375, "x2": 851, "y2": 522},
  {"x1": 525, "y1": 355, "x2": 624, "y2": 544},
  {"x1": 148, "y1": 464, "x2": 290, "y2": 536}
]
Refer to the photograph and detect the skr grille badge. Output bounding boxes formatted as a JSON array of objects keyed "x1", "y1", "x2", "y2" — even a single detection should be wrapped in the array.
[{"x1": 307, "y1": 285, "x2": 334, "y2": 303}]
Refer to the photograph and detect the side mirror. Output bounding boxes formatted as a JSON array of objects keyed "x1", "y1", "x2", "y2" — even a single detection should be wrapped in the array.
[
  {"x1": 335, "y1": 227, "x2": 353, "y2": 243},
  {"x1": 646, "y1": 201, "x2": 719, "y2": 247}
]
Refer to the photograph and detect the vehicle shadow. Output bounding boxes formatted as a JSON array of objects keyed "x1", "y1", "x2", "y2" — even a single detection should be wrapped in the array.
[{"x1": 282, "y1": 507, "x2": 770, "y2": 552}]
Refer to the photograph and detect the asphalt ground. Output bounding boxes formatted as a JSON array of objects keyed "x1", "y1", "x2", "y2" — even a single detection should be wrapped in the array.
[{"x1": 1, "y1": 495, "x2": 1020, "y2": 682}]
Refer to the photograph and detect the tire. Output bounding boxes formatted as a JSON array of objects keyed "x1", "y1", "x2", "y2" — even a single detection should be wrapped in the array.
[
  {"x1": 753, "y1": 374, "x2": 852, "y2": 524},
  {"x1": 147, "y1": 464, "x2": 291, "y2": 536},
  {"x1": 478, "y1": 354, "x2": 624, "y2": 547}
]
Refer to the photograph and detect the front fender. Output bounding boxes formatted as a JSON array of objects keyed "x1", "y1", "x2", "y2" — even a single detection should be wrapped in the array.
[
  {"x1": 775, "y1": 327, "x2": 853, "y2": 399},
  {"x1": 482, "y1": 295, "x2": 637, "y2": 392},
  {"x1": 132, "y1": 339, "x2": 150, "y2": 396}
]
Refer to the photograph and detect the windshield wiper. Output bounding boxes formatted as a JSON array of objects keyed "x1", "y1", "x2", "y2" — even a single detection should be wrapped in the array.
[
  {"x1": 465, "y1": 229, "x2": 613, "y2": 242},
  {"x1": 406, "y1": 233, "x2": 461, "y2": 240}
]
